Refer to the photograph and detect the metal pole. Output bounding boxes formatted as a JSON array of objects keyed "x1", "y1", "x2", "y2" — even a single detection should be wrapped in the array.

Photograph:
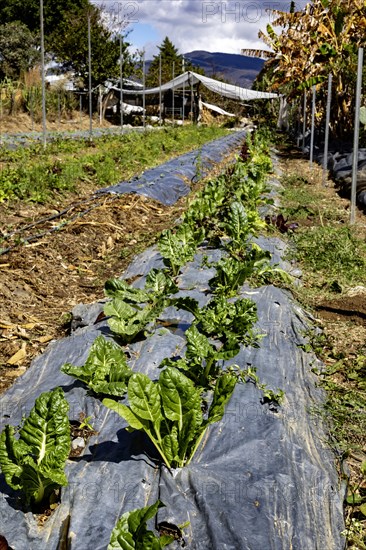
[
  {"x1": 31, "y1": 89, "x2": 34, "y2": 131},
  {"x1": 309, "y1": 85, "x2": 316, "y2": 167},
  {"x1": 0, "y1": 86, "x2": 2, "y2": 145},
  {"x1": 350, "y1": 47, "x2": 364, "y2": 225},
  {"x1": 191, "y1": 79, "x2": 194, "y2": 122},
  {"x1": 142, "y1": 50, "x2": 146, "y2": 129},
  {"x1": 159, "y1": 55, "x2": 162, "y2": 125},
  {"x1": 302, "y1": 91, "x2": 307, "y2": 152},
  {"x1": 172, "y1": 61, "x2": 175, "y2": 125},
  {"x1": 182, "y1": 57, "x2": 185, "y2": 123},
  {"x1": 120, "y1": 34, "x2": 123, "y2": 132},
  {"x1": 99, "y1": 85, "x2": 102, "y2": 125},
  {"x1": 40, "y1": 0, "x2": 47, "y2": 148},
  {"x1": 79, "y1": 94, "x2": 82, "y2": 127},
  {"x1": 88, "y1": 12, "x2": 93, "y2": 141},
  {"x1": 296, "y1": 100, "x2": 301, "y2": 147},
  {"x1": 322, "y1": 73, "x2": 332, "y2": 187},
  {"x1": 56, "y1": 90, "x2": 60, "y2": 128}
]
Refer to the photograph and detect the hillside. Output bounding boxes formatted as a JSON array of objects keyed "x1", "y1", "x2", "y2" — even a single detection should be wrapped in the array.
[{"x1": 184, "y1": 50, "x2": 265, "y2": 87}]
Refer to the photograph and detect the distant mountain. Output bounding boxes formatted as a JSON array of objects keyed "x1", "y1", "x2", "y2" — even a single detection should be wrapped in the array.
[{"x1": 183, "y1": 50, "x2": 265, "y2": 88}]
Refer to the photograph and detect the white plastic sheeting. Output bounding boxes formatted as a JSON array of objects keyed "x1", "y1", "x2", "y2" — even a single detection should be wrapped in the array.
[
  {"x1": 121, "y1": 102, "x2": 144, "y2": 114},
  {"x1": 201, "y1": 101, "x2": 236, "y2": 117},
  {"x1": 119, "y1": 71, "x2": 279, "y2": 102}
]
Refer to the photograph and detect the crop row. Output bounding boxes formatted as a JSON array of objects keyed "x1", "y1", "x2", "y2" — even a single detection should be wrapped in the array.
[{"x1": 0, "y1": 129, "x2": 288, "y2": 548}]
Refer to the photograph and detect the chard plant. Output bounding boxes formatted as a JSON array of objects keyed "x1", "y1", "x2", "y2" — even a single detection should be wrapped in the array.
[
  {"x1": 108, "y1": 500, "x2": 176, "y2": 549},
  {"x1": 161, "y1": 324, "x2": 240, "y2": 388},
  {"x1": 158, "y1": 224, "x2": 205, "y2": 278},
  {"x1": 221, "y1": 200, "x2": 266, "y2": 250},
  {"x1": 209, "y1": 254, "x2": 261, "y2": 297},
  {"x1": 208, "y1": 244, "x2": 290, "y2": 296},
  {"x1": 104, "y1": 269, "x2": 178, "y2": 343},
  {"x1": 103, "y1": 367, "x2": 237, "y2": 469},
  {"x1": 61, "y1": 335, "x2": 133, "y2": 397},
  {"x1": 105, "y1": 269, "x2": 178, "y2": 302},
  {"x1": 173, "y1": 295, "x2": 259, "y2": 346},
  {"x1": 0, "y1": 388, "x2": 70, "y2": 507},
  {"x1": 233, "y1": 173, "x2": 270, "y2": 209},
  {"x1": 182, "y1": 175, "x2": 227, "y2": 230}
]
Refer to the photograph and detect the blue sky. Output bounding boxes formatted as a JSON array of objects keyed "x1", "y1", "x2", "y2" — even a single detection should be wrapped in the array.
[{"x1": 96, "y1": 0, "x2": 309, "y2": 59}]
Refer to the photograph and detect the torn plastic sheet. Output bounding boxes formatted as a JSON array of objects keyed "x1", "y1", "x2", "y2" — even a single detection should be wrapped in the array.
[
  {"x1": 0, "y1": 235, "x2": 345, "y2": 549},
  {"x1": 98, "y1": 131, "x2": 246, "y2": 206}
]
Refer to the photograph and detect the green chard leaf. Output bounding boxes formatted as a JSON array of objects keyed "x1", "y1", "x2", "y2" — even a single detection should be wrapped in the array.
[
  {"x1": 145, "y1": 268, "x2": 179, "y2": 296},
  {"x1": 159, "y1": 367, "x2": 202, "y2": 429},
  {"x1": 207, "y1": 373, "x2": 237, "y2": 424},
  {"x1": 172, "y1": 296, "x2": 200, "y2": 317},
  {"x1": 108, "y1": 500, "x2": 174, "y2": 550},
  {"x1": 61, "y1": 335, "x2": 132, "y2": 397},
  {"x1": 185, "y1": 325, "x2": 212, "y2": 361},
  {"x1": 0, "y1": 387, "x2": 70, "y2": 505},
  {"x1": 104, "y1": 278, "x2": 149, "y2": 302},
  {"x1": 128, "y1": 373, "x2": 163, "y2": 426},
  {"x1": 104, "y1": 268, "x2": 176, "y2": 343},
  {"x1": 158, "y1": 224, "x2": 204, "y2": 276},
  {"x1": 104, "y1": 299, "x2": 155, "y2": 342},
  {"x1": 103, "y1": 399, "x2": 148, "y2": 431},
  {"x1": 104, "y1": 367, "x2": 212, "y2": 468}
]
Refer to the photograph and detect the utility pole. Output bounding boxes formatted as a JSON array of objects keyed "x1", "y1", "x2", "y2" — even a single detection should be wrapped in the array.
[
  {"x1": 172, "y1": 61, "x2": 175, "y2": 125},
  {"x1": 159, "y1": 55, "x2": 162, "y2": 125}
]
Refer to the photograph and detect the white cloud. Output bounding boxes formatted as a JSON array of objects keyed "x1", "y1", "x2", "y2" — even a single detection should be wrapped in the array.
[{"x1": 96, "y1": 0, "x2": 309, "y2": 57}]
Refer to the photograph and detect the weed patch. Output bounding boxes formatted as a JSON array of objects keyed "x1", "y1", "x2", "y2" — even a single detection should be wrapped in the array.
[
  {"x1": 292, "y1": 225, "x2": 366, "y2": 287},
  {"x1": 0, "y1": 126, "x2": 229, "y2": 203},
  {"x1": 279, "y1": 145, "x2": 366, "y2": 547}
]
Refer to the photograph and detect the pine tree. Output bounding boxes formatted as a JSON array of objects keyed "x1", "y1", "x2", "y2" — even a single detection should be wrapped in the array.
[{"x1": 146, "y1": 37, "x2": 194, "y2": 86}]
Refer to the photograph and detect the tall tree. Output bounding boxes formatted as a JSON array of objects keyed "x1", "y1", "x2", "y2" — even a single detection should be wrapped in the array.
[
  {"x1": 0, "y1": 22, "x2": 40, "y2": 80},
  {"x1": 0, "y1": 0, "x2": 134, "y2": 88},
  {"x1": 51, "y1": 5, "x2": 133, "y2": 88},
  {"x1": 251, "y1": 0, "x2": 366, "y2": 138},
  {"x1": 146, "y1": 37, "x2": 196, "y2": 86},
  {"x1": 0, "y1": 0, "x2": 89, "y2": 37}
]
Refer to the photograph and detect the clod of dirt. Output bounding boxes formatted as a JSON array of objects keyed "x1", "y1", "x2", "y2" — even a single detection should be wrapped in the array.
[{"x1": 316, "y1": 295, "x2": 366, "y2": 326}]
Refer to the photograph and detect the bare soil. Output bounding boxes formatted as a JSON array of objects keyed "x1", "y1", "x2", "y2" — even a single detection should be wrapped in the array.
[
  {"x1": 0, "y1": 190, "x2": 184, "y2": 393},
  {"x1": 0, "y1": 111, "x2": 115, "y2": 135}
]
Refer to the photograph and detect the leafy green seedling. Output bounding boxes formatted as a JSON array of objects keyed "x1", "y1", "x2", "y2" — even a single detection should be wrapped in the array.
[
  {"x1": 108, "y1": 500, "x2": 175, "y2": 549},
  {"x1": 0, "y1": 388, "x2": 70, "y2": 507},
  {"x1": 104, "y1": 269, "x2": 178, "y2": 342},
  {"x1": 161, "y1": 324, "x2": 240, "y2": 388},
  {"x1": 78, "y1": 415, "x2": 95, "y2": 431},
  {"x1": 173, "y1": 294, "x2": 259, "y2": 346},
  {"x1": 103, "y1": 367, "x2": 237, "y2": 469},
  {"x1": 158, "y1": 225, "x2": 205, "y2": 277},
  {"x1": 222, "y1": 200, "x2": 266, "y2": 249},
  {"x1": 61, "y1": 335, "x2": 132, "y2": 397}
]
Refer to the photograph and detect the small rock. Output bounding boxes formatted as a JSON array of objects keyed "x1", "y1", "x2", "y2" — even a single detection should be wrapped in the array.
[
  {"x1": 347, "y1": 285, "x2": 366, "y2": 297},
  {"x1": 72, "y1": 437, "x2": 86, "y2": 450}
]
